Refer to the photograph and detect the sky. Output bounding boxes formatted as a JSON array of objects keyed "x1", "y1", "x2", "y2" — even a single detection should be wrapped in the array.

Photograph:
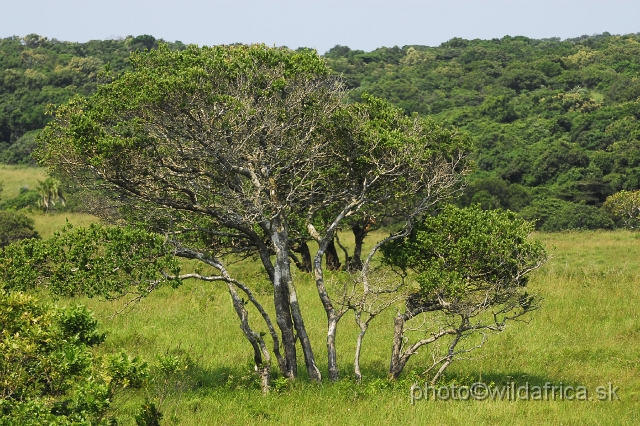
[{"x1": 4, "y1": 0, "x2": 640, "y2": 54}]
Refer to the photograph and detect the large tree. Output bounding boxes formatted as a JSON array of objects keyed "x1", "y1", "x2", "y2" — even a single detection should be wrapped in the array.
[{"x1": 37, "y1": 43, "x2": 471, "y2": 385}]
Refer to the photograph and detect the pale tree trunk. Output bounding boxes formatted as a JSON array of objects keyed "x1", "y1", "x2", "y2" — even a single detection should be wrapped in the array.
[
  {"x1": 353, "y1": 313, "x2": 367, "y2": 383},
  {"x1": 272, "y1": 219, "x2": 321, "y2": 381},
  {"x1": 270, "y1": 244, "x2": 298, "y2": 379},
  {"x1": 225, "y1": 281, "x2": 271, "y2": 393},
  {"x1": 388, "y1": 312, "x2": 409, "y2": 380},
  {"x1": 327, "y1": 316, "x2": 339, "y2": 381},
  {"x1": 312, "y1": 239, "x2": 343, "y2": 382},
  {"x1": 388, "y1": 306, "x2": 453, "y2": 381}
]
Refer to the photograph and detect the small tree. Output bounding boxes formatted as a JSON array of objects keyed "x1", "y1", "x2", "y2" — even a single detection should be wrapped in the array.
[
  {"x1": 382, "y1": 205, "x2": 547, "y2": 381},
  {"x1": 36, "y1": 177, "x2": 66, "y2": 213},
  {"x1": 0, "y1": 210, "x2": 39, "y2": 248},
  {"x1": 603, "y1": 190, "x2": 640, "y2": 229}
]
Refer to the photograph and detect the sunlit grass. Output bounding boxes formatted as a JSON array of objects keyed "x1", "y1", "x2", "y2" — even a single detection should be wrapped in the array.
[
  {"x1": 0, "y1": 164, "x2": 47, "y2": 201},
  {"x1": 44, "y1": 229, "x2": 639, "y2": 425},
  {"x1": 0, "y1": 165, "x2": 100, "y2": 236},
  {"x1": 25, "y1": 211, "x2": 101, "y2": 238},
  {"x1": 6, "y1": 168, "x2": 635, "y2": 423}
]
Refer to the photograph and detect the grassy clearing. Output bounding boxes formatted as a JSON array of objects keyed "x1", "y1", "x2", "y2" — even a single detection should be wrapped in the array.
[
  {"x1": 0, "y1": 164, "x2": 47, "y2": 201},
  {"x1": 48, "y1": 230, "x2": 639, "y2": 425},
  {"x1": 24, "y1": 211, "x2": 100, "y2": 238},
  {"x1": 0, "y1": 165, "x2": 99, "y2": 236}
]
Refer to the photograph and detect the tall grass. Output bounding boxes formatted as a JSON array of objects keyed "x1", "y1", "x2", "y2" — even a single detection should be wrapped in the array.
[
  {"x1": 0, "y1": 165, "x2": 99, "y2": 236},
  {"x1": 51, "y1": 230, "x2": 639, "y2": 425},
  {"x1": 0, "y1": 164, "x2": 47, "y2": 201}
]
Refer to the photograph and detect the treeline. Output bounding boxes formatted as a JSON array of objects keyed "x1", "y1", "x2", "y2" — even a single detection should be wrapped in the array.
[
  {"x1": 324, "y1": 33, "x2": 640, "y2": 230},
  {"x1": 3, "y1": 32, "x2": 640, "y2": 229},
  {"x1": 0, "y1": 34, "x2": 185, "y2": 163}
]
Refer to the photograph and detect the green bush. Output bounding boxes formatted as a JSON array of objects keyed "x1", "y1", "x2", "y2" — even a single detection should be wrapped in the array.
[
  {"x1": 520, "y1": 198, "x2": 614, "y2": 231},
  {"x1": 0, "y1": 210, "x2": 39, "y2": 248},
  {"x1": 0, "y1": 286, "x2": 149, "y2": 424},
  {"x1": 0, "y1": 187, "x2": 40, "y2": 210}
]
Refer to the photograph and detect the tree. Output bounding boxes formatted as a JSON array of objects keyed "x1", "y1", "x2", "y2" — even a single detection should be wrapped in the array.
[
  {"x1": 37, "y1": 43, "x2": 471, "y2": 386},
  {"x1": 38, "y1": 43, "x2": 346, "y2": 383},
  {"x1": 381, "y1": 205, "x2": 547, "y2": 381},
  {"x1": 306, "y1": 94, "x2": 470, "y2": 380},
  {"x1": 36, "y1": 177, "x2": 66, "y2": 212},
  {"x1": 0, "y1": 210, "x2": 39, "y2": 248},
  {"x1": 603, "y1": 190, "x2": 640, "y2": 229}
]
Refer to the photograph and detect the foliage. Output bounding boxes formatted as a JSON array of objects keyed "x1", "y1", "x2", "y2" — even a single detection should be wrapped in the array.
[
  {"x1": 539, "y1": 201, "x2": 614, "y2": 231},
  {"x1": 5, "y1": 33, "x2": 640, "y2": 228},
  {"x1": 0, "y1": 210, "x2": 39, "y2": 247},
  {"x1": 602, "y1": 189, "x2": 640, "y2": 228},
  {"x1": 382, "y1": 205, "x2": 547, "y2": 380},
  {"x1": 0, "y1": 287, "x2": 146, "y2": 424},
  {"x1": 135, "y1": 399, "x2": 163, "y2": 426},
  {"x1": 384, "y1": 205, "x2": 546, "y2": 290},
  {"x1": 0, "y1": 34, "x2": 185, "y2": 163},
  {"x1": 324, "y1": 34, "x2": 640, "y2": 228},
  {"x1": 36, "y1": 42, "x2": 471, "y2": 385},
  {"x1": 0, "y1": 187, "x2": 40, "y2": 210},
  {"x1": 0, "y1": 222, "x2": 180, "y2": 298}
]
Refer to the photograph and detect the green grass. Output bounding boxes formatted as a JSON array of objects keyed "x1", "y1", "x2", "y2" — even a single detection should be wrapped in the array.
[
  {"x1": 0, "y1": 164, "x2": 47, "y2": 202},
  {"x1": 0, "y1": 165, "x2": 99, "y2": 236},
  {"x1": 51, "y1": 230, "x2": 640, "y2": 425},
  {"x1": 5, "y1": 165, "x2": 636, "y2": 423}
]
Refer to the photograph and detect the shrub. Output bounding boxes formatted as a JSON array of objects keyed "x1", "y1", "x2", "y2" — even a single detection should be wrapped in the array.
[
  {"x1": 602, "y1": 190, "x2": 640, "y2": 229},
  {"x1": 0, "y1": 187, "x2": 40, "y2": 210},
  {"x1": 0, "y1": 210, "x2": 39, "y2": 248},
  {"x1": 542, "y1": 202, "x2": 614, "y2": 231},
  {"x1": 0, "y1": 285, "x2": 148, "y2": 424}
]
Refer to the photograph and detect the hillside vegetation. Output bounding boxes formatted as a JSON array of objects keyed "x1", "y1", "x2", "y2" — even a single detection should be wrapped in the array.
[
  {"x1": 324, "y1": 33, "x2": 640, "y2": 229},
  {"x1": 0, "y1": 34, "x2": 184, "y2": 164},
  {"x1": 2, "y1": 33, "x2": 640, "y2": 230}
]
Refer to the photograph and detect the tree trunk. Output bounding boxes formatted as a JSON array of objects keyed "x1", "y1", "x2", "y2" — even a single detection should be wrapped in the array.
[
  {"x1": 327, "y1": 317, "x2": 339, "y2": 381},
  {"x1": 312, "y1": 234, "x2": 342, "y2": 382},
  {"x1": 225, "y1": 281, "x2": 272, "y2": 393},
  {"x1": 348, "y1": 222, "x2": 368, "y2": 271},
  {"x1": 270, "y1": 241, "x2": 298, "y2": 379},
  {"x1": 325, "y1": 238, "x2": 341, "y2": 271},
  {"x1": 354, "y1": 317, "x2": 367, "y2": 383},
  {"x1": 388, "y1": 312, "x2": 408, "y2": 380},
  {"x1": 272, "y1": 220, "x2": 321, "y2": 381},
  {"x1": 291, "y1": 240, "x2": 312, "y2": 273}
]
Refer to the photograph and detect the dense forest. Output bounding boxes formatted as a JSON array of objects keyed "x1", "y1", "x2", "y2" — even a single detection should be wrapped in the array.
[
  {"x1": 3, "y1": 32, "x2": 640, "y2": 230},
  {"x1": 0, "y1": 34, "x2": 184, "y2": 163}
]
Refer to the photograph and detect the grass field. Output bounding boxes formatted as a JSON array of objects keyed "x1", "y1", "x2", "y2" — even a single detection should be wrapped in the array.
[
  {"x1": 4, "y1": 167, "x2": 639, "y2": 424},
  {"x1": 55, "y1": 230, "x2": 638, "y2": 425},
  {"x1": 0, "y1": 164, "x2": 47, "y2": 202},
  {"x1": 0, "y1": 165, "x2": 99, "y2": 236}
]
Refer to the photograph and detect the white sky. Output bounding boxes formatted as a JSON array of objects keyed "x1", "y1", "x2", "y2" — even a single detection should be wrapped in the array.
[{"x1": 4, "y1": 0, "x2": 640, "y2": 54}]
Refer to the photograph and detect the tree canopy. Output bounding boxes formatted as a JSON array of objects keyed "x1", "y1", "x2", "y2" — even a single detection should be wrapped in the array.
[
  {"x1": 5, "y1": 33, "x2": 640, "y2": 230},
  {"x1": 36, "y1": 43, "x2": 472, "y2": 388}
]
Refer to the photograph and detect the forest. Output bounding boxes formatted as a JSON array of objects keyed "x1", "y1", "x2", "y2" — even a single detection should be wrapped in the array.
[{"x1": 3, "y1": 32, "x2": 640, "y2": 229}]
